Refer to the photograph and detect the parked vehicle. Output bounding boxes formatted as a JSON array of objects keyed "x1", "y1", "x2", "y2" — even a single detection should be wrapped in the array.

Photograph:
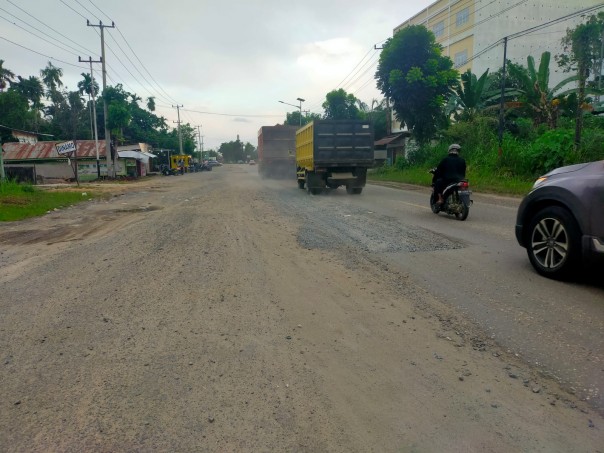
[
  {"x1": 248, "y1": 159, "x2": 256, "y2": 165},
  {"x1": 257, "y1": 125, "x2": 297, "y2": 179},
  {"x1": 170, "y1": 154, "x2": 190, "y2": 174},
  {"x1": 296, "y1": 120, "x2": 374, "y2": 195},
  {"x1": 207, "y1": 160, "x2": 222, "y2": 167},
  {"x1": 429, "y1": 168, "x2": 472, "y2": 220},
  {"x1": 160, "y1": 164, "x2": 180, "y2": 176},
  {"x1": 515, "y1": 160, "x2": 604, "y2": 279}
]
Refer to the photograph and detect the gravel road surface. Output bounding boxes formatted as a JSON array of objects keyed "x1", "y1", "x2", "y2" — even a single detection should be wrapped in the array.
[{"x1": 0, "y1": 165, "x2": 602, "y2": 452}]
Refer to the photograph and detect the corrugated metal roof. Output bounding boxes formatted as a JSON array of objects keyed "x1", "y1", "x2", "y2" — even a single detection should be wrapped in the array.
[
  {"x1": 374, "y1": 133, "x2": 409, "y2": 147},
  {"x1": 2, "y1": 140, "x2": 107, "y2": 160}
]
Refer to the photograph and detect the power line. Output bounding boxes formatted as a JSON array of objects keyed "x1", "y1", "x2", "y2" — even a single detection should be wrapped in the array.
[
  {"x1": 335, "y1": 46, "x2": 375, "y2": 89},
  {"x1": 181, "y1": 108, "x2": 282, "y2": 118},
  {"x1": 104, "y1": 32, "x2": 175, "y2": 105},
  {"x1": 0, "y1": 34, "x2": 87, "y2": 69},
  {"x1": 5, "y1": 0, "x2": 97, "y2": 56},
  {"x1": 84, "y1": 0, "x2": 181, "y2": 105},
  {"x1": 58, "y1": 0, "x2": 87, "y2": 20},
  {"x1": 459, "y1": 3, "x2": 604, "y2": 69},
  {"x1": 86, "y1": 0, "x2": 112, "y2": 22},
  {"x1": 115, "y1": 27, "x2": 180, "y2": 105},
  {"x1": 507, "y1": 3, "x2": 603, "y2": 41},
  {"x1": 72, "y1": 0, "x2": 102, "y2": 22},
  {"x1": 0, "y1": 12, "x2": 81, "y2": 57}
]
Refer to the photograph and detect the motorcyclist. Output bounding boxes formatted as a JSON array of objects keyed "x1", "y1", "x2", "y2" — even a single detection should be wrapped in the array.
[{"x1": 434, "y1": 144, "x2": 466, "y2": 204}]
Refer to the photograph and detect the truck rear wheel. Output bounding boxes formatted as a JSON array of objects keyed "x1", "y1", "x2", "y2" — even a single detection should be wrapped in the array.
[{"x1": 346, "y1": 187, "x2": 362, "y2": 195}]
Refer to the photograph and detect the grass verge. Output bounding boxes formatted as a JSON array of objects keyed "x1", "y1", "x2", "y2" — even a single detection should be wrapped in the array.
[
  {"x1": 368, "y1": 166, "x2": 534, "y2": 197},
  {"x1": 0, "y1": 180, "x2": 95, "y2": 222}
]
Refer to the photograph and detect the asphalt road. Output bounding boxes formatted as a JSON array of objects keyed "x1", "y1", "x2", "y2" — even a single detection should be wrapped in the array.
[{"x1": 263, "y1": 169, "x2": 604, "y2": 410}]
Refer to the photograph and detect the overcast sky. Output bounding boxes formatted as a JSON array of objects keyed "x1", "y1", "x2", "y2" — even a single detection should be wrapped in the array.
[{"x1": 1, "y1": 0, "x2": 435, "y2": 150}]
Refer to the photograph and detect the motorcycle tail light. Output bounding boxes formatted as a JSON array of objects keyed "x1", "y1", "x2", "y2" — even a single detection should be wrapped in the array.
[{"x1": 459, "y1": 181, "x2": 469, "y2": 189}]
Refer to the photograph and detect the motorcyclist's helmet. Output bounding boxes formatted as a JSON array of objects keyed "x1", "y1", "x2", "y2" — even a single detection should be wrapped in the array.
[{"x1": 448, "y1": 143, "x2": 461, "y2": 154}]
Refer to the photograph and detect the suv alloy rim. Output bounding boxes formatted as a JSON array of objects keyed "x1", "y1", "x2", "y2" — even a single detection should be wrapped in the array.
[{"x1": 530, "y1": 217, "x2": 569, "y2": 270}]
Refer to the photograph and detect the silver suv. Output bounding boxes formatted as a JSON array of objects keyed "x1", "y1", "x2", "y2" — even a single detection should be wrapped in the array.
[{"x1": 515, "y1": 160, "x2": 604, "y2": 279}]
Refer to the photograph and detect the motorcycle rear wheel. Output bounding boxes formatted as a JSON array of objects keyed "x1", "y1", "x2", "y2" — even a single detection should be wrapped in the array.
[
  {"x1": 455, "y1": 204, "x2": 469, "y2": 221},
  {"x1": 429, "y1": 193, "x2": 441, "y2": 214}
]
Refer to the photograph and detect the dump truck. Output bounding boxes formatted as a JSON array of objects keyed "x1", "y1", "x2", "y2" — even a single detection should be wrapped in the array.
[
  {"x1": 257, "y1": 125, "x2": 298, "y2": 179},
  {"x1": 296, "y1": 119, "x2": 374, "y2": 194}
]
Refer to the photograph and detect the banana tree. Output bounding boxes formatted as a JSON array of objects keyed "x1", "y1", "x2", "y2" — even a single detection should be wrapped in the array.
[
  {"x1": 445, "y1": 69, "x2": 499, "y2": 121},
  {"x1": 507, "y1": 51, "x2": 581, "y2": 129}
]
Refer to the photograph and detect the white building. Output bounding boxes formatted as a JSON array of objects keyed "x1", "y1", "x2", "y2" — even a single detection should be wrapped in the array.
[{"x1": 391, "y1": 0, "x2": 603, "y2": 134}]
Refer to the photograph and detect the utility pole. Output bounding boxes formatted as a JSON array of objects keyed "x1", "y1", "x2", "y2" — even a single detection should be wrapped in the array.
[
  {"x1": 195, "y1": 125, "x2": 202, "y2": 161},
  {"x1": 498, "y1": 36, "x2": 508, "y2": 157},
  {"x1": 87, "y1": 20, "x2": 115, "y2": 177},
  {"x1": 79, "y1": 56, "x2": 102, "y2": 179},
  {"x1": 0, "y1": 138, "x2": 5, "y2": 182},
  {"x1": 172, "y1": 104, "x2": 184, "y2": 155},
  {"x1": 597, "y1": 27, "x2": 604, "y2": 104}
]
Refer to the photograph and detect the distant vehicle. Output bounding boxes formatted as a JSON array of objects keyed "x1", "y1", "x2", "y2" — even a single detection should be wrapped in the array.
[
  {"x1": 257, "y1": 125, "x2": 297, "y2": 179},
  {"x1": 207, "y1": 160, "x2": 222, "y2": 167},
  {"x1": 237, "y1": 160, "x2": 244, "y2": 164},
  {"x1": 248, "y1": 160, "x2": 256, "y2": 165},
  {"x1": 296, "y1": 120, "x2": 374, "y2": 195},
  {"x1": 515, "y1": 160, "x2": 604, "y2": 279}
]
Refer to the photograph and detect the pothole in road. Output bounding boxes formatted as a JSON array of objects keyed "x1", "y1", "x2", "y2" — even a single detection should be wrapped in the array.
[
  {"x1": 113, "y1": 205, "x2": 163, "y2": 213},
  {"x1": 297, "y1": 221, "x2": 464, "y2": 253}
]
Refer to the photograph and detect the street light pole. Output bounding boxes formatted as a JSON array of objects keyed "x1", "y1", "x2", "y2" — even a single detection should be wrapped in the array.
[
  {"x1": 296, "y1": 97, "x2": 305, "y2": 127},
  {"x1": 279, "y1": 98, "x2": 305, "y2": 126}
]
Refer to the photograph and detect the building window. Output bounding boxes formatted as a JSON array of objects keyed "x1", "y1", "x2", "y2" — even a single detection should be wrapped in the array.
[
  {"x1": 432, "y1": 21, "x2": 444, "y2": 38},
  {"x1": 456, "y1": 7, "x2": 470, "y2": 27},
  {"x1": 454, "y1": 50, "x2": 468, "y2": 67}
]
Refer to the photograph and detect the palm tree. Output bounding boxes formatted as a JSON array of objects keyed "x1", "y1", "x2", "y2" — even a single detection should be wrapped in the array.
[
  {"x1": 146, "y1": 96, "x2": 156, "y2": 112},
  {"x1": 78, "y1": 73, "x2": 99, "y2": 139},
  {"x1": 77, "y1": 72, "x2": 99, "y2": 98},
  {"x1": 40, "y1": 61, "x2": 64, "y2": 102},
  {"x1": 0, "y1": 59, "x2": 15, "y2": 92},
  {"x1": 129, "y1": 93, "x2": 142, "y2": 106}
]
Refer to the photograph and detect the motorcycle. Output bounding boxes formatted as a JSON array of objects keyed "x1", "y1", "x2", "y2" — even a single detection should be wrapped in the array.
[
  {"x1": 429, "y1": 168, "x2": 473, "y2": 221},
  {"x1": 160, "y1": 164, "x2": 181, "y2": 176}
]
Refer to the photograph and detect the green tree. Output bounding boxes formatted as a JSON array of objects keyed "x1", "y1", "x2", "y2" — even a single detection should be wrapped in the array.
[
  {"x1": 375, "y1": 25, "x2": 458, "y2": 143},
  {"x1": 102, "y1": 84, "x2": 132, "y2": 142},
  {"x1": 284, "y1": 110, "x2": 309, "y2": 127},
  {"x1": 322, "y1": 88, "x2": 362, "y2": 119},
  {"x1": 11, "y1": 75, "x2": 44, "y2": 130},
  {"x1": 358, "y1": 98, "x2": 389, "y2": 140},
  {"x1": 218, "y1": 139, "x2": 254, "y2": 162},
  {"x1": 52, "y1": 90, "x2": 87, "y2": 139},
  {"x1": 556, "y1": 13, "x2": 604, "y2": 146},
  {"x1": 0, "y1": 60, "x2": 15, "y2": 92},
  {"x1": 0, "y1": 90, "x2": 33, "y2": 131}
]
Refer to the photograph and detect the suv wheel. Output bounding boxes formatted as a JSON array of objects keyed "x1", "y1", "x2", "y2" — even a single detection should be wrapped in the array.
[{"x1": 526, "y1": 206, "x2": 581, "y2": 279}]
